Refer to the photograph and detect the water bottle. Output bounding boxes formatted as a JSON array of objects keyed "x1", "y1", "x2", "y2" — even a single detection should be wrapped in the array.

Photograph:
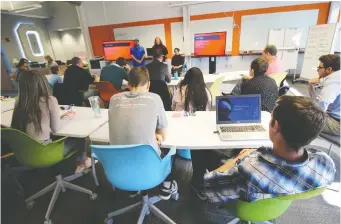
[{"x1": 182, "y1": 62, "x2": 187, "y2": 75}]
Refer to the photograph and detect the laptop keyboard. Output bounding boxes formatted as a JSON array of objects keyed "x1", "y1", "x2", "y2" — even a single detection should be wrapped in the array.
[{"x1": 220, "y1": 125, "x2": 265, "y2": 133}]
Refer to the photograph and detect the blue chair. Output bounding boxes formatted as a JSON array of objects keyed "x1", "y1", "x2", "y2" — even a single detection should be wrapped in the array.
[
  {"x1": 91, "y1": 144, "x2": 178, "y2": 224},
  {"x1": 176, "y1": 149, "x2": 191, "y2": 160}
]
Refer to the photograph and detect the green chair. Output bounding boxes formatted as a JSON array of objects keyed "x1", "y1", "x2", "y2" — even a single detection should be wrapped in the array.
[
  {"x1": 1, "y1": 128, "x2": 97, "y2": 224},
  {"x1": 225, "y1": 187, "x2": 326, "y2": 224}
]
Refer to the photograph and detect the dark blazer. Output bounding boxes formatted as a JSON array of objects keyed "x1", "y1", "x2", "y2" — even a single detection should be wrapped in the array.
[
  {"x1": 149, "y1": 80, "x2": 172, "y2": 111},
  {"x1": 145, "y1": 60, "x2": 171, "y2": 83}
]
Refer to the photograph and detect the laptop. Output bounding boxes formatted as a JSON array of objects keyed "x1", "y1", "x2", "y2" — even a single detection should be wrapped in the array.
[{"x1": 216, "y1": 95, "x2": 268, "y2": 141}]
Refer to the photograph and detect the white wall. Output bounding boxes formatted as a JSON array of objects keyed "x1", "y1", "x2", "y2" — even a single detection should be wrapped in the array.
[
  {"x1": 58, "y1": 29, "x2": 87, "y2": 60},
  {"x1": 46, "y1": 2, "x2": 80, "y2": 31}
]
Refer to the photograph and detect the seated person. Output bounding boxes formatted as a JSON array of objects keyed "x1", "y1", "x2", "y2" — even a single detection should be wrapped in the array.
[
  {"x1": 108, "y1": 67, "x2": 178, "y2": 200},
  {"x1": 262, "y1": 44, "x2": 283, "y2": 75},
  {"x1": 146, "y1": 52, "x2": 171, "y2": 83},
  {"x1": 308, "y1": 54, "x2": 340, "y2": 136},
  {"x1": 63, "y1": 57, "x2": 97, "y2": 105},
  {"x1": 100, "y1": 57, "x2": 128, "y2": 90},
  {"x1": 15, "y1": 58, "x2": 29, "y2": 82},
  {"x1": 231, "y1": 58, "x2": 278, "y2": 112},
  {"x1": 116, "y1": 57, "x2": 131, "y2": 73},
  {"x1": 194, "y1": 96, "x2": 336, "y2": 202},
  {"x1": 11, "y1": 70, "x2": 91, "y2": 173},
  {"x1": 172, "y1": 67, "x2": 211, "y2": 111},
  {"x1": 171, "y1": 48, "x2": 185, "y2": 76},
  {"x1": 46, "y1": 66, "x2": 63, "y2": 88},
  {"x1": 44, "y1": 55, "x2": 58, "y2": 68}
]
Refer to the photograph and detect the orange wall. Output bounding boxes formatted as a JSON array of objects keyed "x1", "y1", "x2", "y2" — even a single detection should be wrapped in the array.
[{"x1": 88, "y1": 2, "x2": 330, "y2": 57}]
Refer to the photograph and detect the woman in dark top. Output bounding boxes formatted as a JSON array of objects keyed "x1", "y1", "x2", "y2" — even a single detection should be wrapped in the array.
[
  {"x1": 171, "y1": 48, "x2": 185, "y2": 76},
  {"x1": 152, "y1": 37, "x2": 168, "y2": 62}
]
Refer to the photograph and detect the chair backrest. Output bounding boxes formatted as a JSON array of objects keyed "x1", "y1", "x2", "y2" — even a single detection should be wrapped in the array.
[
  {"x1": 226, "y1": 187, "x2": 326, "y2": 222},
  {"x1": 149, "y1": 80, "x2": 172, "y2": 111},
  {"x1": 268, "y1": 72, "x2": 287, "y2": 87},
  {"x1": 95, "y1": 81, "x2": 121, "y2": 103},
  {"x1": 1, "y1": 128, "x2": 66, "y2": 168},
  {"x1": 91, "y1": 144, "x2": 174, "y2": 191},
  {"x1": 210, "y1": 76, "x2": 225, "y2": 105}
]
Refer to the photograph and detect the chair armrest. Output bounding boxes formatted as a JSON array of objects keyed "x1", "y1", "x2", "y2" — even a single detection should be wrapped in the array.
[{"x1": 161, "y1": 146, "x2": 176, "y2": 162}]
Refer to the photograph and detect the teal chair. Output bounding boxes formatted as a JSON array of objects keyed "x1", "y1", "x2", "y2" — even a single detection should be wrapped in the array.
[
  {"x1": 1, "y1": 128, "x2": 97, "y2": 224},
  {"x1": 225, "y1": 187, "x2": 326, "y2": 224}
]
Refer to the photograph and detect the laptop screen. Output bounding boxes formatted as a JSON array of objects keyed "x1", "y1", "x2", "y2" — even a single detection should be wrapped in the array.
[{"x1": 216, "y1": 95, "x2": 261, "y2": 124}]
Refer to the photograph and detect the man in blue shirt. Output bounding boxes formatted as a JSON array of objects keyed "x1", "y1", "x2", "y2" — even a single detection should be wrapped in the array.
[
  {"x1": 308, "y1": 54, "x2": 340, "y2": 136},
  {"x1": 130, "y1": 38, "x2": 146, "y2": 67}
]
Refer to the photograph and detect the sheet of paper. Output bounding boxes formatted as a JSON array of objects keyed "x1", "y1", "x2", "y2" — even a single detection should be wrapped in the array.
[{"x1": 268, "y1": 29, "x2": 285, "y2": 47}]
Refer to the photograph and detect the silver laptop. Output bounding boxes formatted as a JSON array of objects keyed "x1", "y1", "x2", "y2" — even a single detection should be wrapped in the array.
[{"x1": 216, "y1": 95, "x2": 268, "y2": 141}]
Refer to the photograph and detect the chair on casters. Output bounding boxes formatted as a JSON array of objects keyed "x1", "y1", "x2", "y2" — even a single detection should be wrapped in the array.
[
  {"x1": 225, "y1": 187, "x2": 326, "y2": 224},
  {"x1": 95, "y1": 81, "x2": 121, "y2": 108},
  {"x1": 91, "y1": 144, "x2": 178, "y2": 224},
  {"x1": 1, "y1": 128, "x2": 97, "y2": 224},
  {"x1": 210, "y1": 76, "x2": 225, "y2": 107}
]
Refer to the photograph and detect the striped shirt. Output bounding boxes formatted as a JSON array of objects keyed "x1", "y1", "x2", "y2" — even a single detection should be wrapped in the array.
[{"x1": 203, "y1": 147, "x2": 335, "y2": 203}]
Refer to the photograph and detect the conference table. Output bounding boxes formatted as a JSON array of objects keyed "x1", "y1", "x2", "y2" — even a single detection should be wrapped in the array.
[
  {"x1": 1, "y1": 106, "x2": 108, "y2": 138},
  {"x1": 89, "y1": 111, "x2": 273, "y2": 150},
  {"x1": 1, "y1": 98, "x2": 16, "y2": 113}
]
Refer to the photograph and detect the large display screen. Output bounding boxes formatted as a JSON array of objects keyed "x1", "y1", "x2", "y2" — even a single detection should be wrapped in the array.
[
  {"x1": 103, "y1": 40, "x2": 135, "y2": 61},
  {"x1": 194, "y1": 32, "x2": 226, "y2": 56}
]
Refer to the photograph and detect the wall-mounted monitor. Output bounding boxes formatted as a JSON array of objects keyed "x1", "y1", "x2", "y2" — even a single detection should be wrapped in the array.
[
  {"x1": 194, "y1": 32, "x2": 226, "y2": 56},
  {"x1": 103, "y1": 40, "x2": 135, "y2": 61}
]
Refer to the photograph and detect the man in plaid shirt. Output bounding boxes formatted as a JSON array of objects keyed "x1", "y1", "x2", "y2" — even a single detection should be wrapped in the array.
[{"x1": 202, "y1": 96, "x2": 336, "y2": 203}]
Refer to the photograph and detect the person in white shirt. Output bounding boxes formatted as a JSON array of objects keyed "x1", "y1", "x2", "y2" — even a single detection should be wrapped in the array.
[
  {"x1": 172, "y1": 67, "x2": 212, "y2": 112},
  {"x1": 308, "y1": 54, "x2": 340, "y2": 136}
]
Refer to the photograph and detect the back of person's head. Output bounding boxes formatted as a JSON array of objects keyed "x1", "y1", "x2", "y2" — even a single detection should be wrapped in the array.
[
  {"x1": 251, "y1": 58, "x2": 269, "y2": 77},
  {"x1": 319, "y1": 54, "x2": 340, "y2": 72},
  {"x1": 11, "y1": 70, "x2": 51, "y2": 133},
  {"x1": 116, "y1": 57, "x2": 126, "y2": 67},
  {"x1": 271, "y1": 96, "x2": 326, "y2": 150},
  {"x1": 264, "y1": 45, "x2": 277, "y2": 56},
  {"x1": 44, "y1": 55, "x2": 53, "y2": 63},
  {"x1": 17, "y1": 58, "x2": 28, "y2": 68},
  {"x1": 128, "y1": 67, "x2": 150, "y2": 88},
  {"x1": 153, "y1": 52, "x2": 163, "y2": 60},
  {"x1": 71, "y1": 57, "x2": 81, "y2": 66},
  {"x1": 180, "y1": 67, "x2": 211, "y2": 111},
  {"x1": 50, "y1": 66, "x2": 59, "y2": 74}
]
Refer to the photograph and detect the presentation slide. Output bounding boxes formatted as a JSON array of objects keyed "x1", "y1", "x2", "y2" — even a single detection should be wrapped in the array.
[
  {"x1": 194, "y1": 32, "x2": 226, "y2": 56},
  {"x1": 103, "y1": 40, "x2": 134, "y2": 61},
  {"x1": 217, "y1": 96, "x2": 260, "y2": 122}
]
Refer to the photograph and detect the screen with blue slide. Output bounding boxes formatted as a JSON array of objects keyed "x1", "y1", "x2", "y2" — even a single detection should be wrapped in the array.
[{"x1": 216, "y1": 95, "x2": 261, "y2": 124}]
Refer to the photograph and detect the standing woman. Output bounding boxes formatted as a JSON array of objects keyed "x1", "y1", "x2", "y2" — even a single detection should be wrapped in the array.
[
  {"x1": 172, "y1": 67, "x2": 212, "y2": 112},
  {"x1": 11, "y1": 70, "x2": 91, "y2": 173},
  {"x1": 44, "y1": 55, "x2": 58, "y2": 68},
  {"x1": 152, "y1": 37, "x2": 168, "y2": 62}
]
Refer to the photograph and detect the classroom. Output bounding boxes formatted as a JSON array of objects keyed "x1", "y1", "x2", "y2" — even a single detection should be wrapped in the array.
[{"x1": 1, "y1": 1, "x2": 340, "y2": 224}]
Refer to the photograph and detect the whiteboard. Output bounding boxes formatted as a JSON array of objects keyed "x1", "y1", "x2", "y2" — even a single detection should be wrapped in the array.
[
  {"x1": 113, "y1": 24, "x2": 166, "y2": 49},
  {"x1": 240, "y1": 10, "x2": 318, "y2": 51},
  {"x1": 190, "y1": 17, "x2": 233, "y2": 53},
  {"x1": 171, "y1": 22, "x2": 184, "y2": 53},
  {"x1": 280, "y1": 51, "x2": 299, "y2": 70},
  {"x1": 300, "y1": 23, "x2": 338, "y2": 80},
  {"x1": 268, "y1": 29, "x2": 285, "y2": 47},
  {"x1": 284, "y1": 28, "x2": 303, "y2": 47}
]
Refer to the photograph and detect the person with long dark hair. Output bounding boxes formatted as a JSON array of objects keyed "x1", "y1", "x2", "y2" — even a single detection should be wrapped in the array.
[
  {"x1": 172, "y1": 67, "x2": 212, "y2": 112},
  {"x1": 11, "y1": 70, "x2": 91, "y2": 173},
  {"x1": 152, "y1": 37, "x2": 168, "y2": 62}
]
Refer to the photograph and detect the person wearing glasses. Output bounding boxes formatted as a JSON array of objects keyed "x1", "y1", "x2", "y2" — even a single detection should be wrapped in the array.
[
  {"x1": 308, "y1": 54, "x2": 340, "y2": 137},
  {"x1": 15, "y1": 58, "x2": 29, "y2": 82}
]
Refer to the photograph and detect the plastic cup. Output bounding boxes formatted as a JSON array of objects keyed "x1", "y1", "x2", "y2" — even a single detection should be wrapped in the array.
[
  {"x1": 174, "y1": 71, "x2": 179, "y2": 80},
  {"x1": 88, "y1": 96, "x2": 101, "y2": 118}
]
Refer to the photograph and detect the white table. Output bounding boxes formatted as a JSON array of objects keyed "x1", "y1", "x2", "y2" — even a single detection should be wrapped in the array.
[
  {"x1": 1, "y1": 106, "x2": 108, "y2": 138},
  {"x1": 1, "y1": 98, "x2": 16, "y2": 113},
  {"x1": 89, "y1": 111, "x2": 273, "y2": 149},
  {"x1": 167, "y1": 71, "x2": 248, "y2": 87}
]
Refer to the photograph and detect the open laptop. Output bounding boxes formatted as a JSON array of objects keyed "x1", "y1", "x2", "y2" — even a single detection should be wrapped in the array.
[
  {"x1": 216, "y1": 95, "x2": 268, "y2": 141},
  {"x1": 146, "y1": 48, "x2": 153, "y2": 57}
]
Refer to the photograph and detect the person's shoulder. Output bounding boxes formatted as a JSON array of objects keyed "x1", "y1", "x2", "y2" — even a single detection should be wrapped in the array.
[
  {"x1": 308, "y1": 148, "x2": 335, "y2": 167},
  {"x1": 48, "y1": 95, "x2": 58, "y2": 104},
  {"x1": 109, "y1": 92, "x2": 126, "y2": 102}
]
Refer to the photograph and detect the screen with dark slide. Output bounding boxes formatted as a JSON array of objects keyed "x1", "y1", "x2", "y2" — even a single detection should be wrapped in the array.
[
  {"x1": 103, "y1": 40, "x2": 135, "y2": 61},
  {"x1": 194, "y1": 32, "x2": 226, "y2": 56},
  {"x1": 217, "y1": 96, "x2": 260, "y2": 123}
]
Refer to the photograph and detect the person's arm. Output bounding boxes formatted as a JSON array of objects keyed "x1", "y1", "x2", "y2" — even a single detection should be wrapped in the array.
[
  {"x1": 310, "y1": 81, "x2": 340, "y2": 112},
  {"x1": 163, "y1": 45, "x2": 168, "y2": 57},
  {"x1": 216, "y1": 149, "x2": 255, "y2": 172},
  {"x1": 49, "y1": 96, "x2": 71, "y2": 133},
  {"x1": 172, "y1": 88, "x2": 181, "y2": 111},
  {"x1": 130, "y1": 48, "x2": 140, "y2": 63},
  {"x1": 164, "y1": 65, "x2": 171, "y2": 83},
  {"x1": 156, "y1": 95, "x2": 168, "y2": 141}
]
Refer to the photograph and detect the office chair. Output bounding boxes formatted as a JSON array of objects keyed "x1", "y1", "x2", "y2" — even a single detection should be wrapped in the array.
[
  {"x1": 91, "y1": 144, "x2": 178, "y2": 224},
  {"x1": 225, "y1": 187, "x2": 326, "y2": 224},
  {"x1": 210, "y1": 76, "x2": 225, "y2": 107},
  {"x1": 94, "y1": 81, "x2": 121, "y2": 108},
  {"x1": 1, "y1": 128, "x2": 97, "y2": 224}
]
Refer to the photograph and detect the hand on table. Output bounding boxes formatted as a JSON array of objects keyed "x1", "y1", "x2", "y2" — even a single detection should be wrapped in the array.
[
  {"x1": 309, "y1": 77, "x2": 320, "y2": 85},
  {"x1": 61, "y1": 111, "x2": 76, "y2": 119},
  {"x1": 156, "y1": 134, "x2": 163, "y2": 145}
]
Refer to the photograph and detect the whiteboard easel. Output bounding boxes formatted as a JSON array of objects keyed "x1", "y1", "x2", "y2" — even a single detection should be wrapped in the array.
[{"x1": 298, "y1": 23, "x2": 338, "y2": 82}]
